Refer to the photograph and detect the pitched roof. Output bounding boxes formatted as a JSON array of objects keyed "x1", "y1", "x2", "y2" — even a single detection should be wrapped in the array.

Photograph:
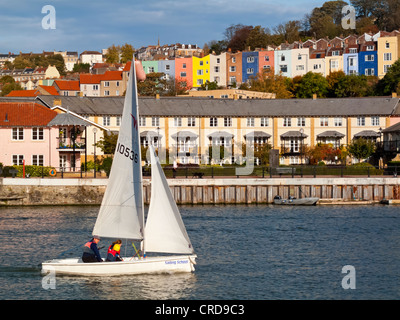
[
  {"x1": 6, "y1": 90, "x2": 39, "y2": 97},
  {"x1": 38, "y1": 85, "x2": 59, "y2": 95},
  {"x1": 37, "y1": 96, "x2": 400, "y2": 118},
  {"x1": 54, "y1": 80, "x2": 80, "y2": 91},
  {"x1": 0, "y1": 102, "x2": 57, "y2": 126},
  {"x1": 80, "y1": 74, "x2": 103, "y2": 84}
]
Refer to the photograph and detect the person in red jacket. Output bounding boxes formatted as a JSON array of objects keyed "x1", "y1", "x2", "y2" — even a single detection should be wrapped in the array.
[{"x1": 106, "y1": 240, "x2": 123, "y2": 262}]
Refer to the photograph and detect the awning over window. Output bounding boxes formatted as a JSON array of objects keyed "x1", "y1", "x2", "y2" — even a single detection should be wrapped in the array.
[
  {"x1": 317, "y1": 130, "x2": 345, "y2": 139},
  {"x1": 207, "y1": 131, "x2": 234, "y2": 139},
  {"x1": 280, "y1": 131, "x2": 307, "y2": 138},
  {"x1": 171, "y1": 130, "x2": 198, "y2": 140},
  {"x1": 354, "y1": 130, "x2": 379, "y2": 138},
  {"x1": 140, "y1": 130, "x2": 163, "y2": 138},
  {"x1": 244, "y1": 131, "x2": 271, "y2": 139}
]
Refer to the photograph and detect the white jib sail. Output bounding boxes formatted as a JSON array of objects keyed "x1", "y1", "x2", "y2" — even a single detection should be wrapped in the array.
[
  {"x1": 92, "y1": 58, "x2": 144, "y2": 240},
  {"x1": 144, "y1": 145, "x2": 194, "y2": 254}
]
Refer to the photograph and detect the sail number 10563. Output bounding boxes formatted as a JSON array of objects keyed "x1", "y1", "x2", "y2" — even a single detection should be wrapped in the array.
[{"x1": 117, "y1": 143, "x2": 139, "y2": 163}]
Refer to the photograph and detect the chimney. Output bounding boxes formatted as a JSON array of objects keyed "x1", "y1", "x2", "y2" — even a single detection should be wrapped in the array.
[
  {"x1": 53, "y1": 98, "x2": 62, "y2": 106},
  {"x1": 313, "y1": 93, "x2": 317, "y2": 100},
  {"x1": 392, "y1": 92, "x2": 397, "y2": 98}
]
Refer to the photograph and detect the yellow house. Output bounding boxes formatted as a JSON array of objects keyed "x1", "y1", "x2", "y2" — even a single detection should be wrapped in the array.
[
  {"x1": 325, "y1": 48, "x2": 344, "y2": 76},
  {"x1": 377, "y1": 35, "x2": 400, "y2": 78},
  {"x1": 192, "y1": 55, "x2": 210, "y2": 88}
]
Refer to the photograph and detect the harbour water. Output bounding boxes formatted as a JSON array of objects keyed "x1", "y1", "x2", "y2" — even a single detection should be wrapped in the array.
[{"x1": 0, "y1": 204, "x2": 399, "y2": 300}]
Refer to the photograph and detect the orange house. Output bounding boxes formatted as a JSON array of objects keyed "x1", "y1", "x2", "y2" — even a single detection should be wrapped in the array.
[
  {"x1": 175, "y1": 57, "x2": 193, "y2": 89},
  {"x1": 226, "y1": 51, "x2": 242, "y2": 87}
]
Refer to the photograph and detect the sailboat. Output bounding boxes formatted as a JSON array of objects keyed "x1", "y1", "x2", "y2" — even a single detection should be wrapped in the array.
[{"x1": 41, "y1": 59, "x2": 196, "y2": 276}]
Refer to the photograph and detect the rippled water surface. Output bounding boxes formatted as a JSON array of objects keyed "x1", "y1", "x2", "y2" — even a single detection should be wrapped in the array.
[{"x1": 0, "y1": 204, "x2": 399, "y2": 300}]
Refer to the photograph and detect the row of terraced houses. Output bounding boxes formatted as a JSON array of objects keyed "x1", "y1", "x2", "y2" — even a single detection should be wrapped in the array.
[{"x1": 141, "y1": 31, "x2": 400, "y2": 89}]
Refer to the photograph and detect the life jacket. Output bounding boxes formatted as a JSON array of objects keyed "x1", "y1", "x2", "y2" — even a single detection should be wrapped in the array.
[
  {"x1": 83, "y1": 241, "x2": 95, "y2": 255},
  {"x1": 107, "y1": 244, "x2": 121, "y2": 257}
]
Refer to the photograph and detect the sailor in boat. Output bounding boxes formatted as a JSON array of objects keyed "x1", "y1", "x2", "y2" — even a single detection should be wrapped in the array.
[
  {"x1": 82, "y1": 235, "x2": 103, "y2": 263},
  {"x1": 106, "y1": 240, "x2": 123, "y2": 262}
]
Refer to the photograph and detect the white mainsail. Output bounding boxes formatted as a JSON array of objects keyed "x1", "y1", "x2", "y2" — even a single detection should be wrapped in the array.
[
  {"x1": 92, "y1": 59, "x2": 144, "y2": 240},
  {"x1": 144, "y1": 145, "x2": 194, "y2": 254}
]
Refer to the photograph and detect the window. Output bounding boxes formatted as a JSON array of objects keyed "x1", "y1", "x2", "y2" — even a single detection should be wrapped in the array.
[
  {"x1": 331, "y1": 60, "x2": 339, "y2": 68},
  {"x1": 365, "y1": 68, "x2": 375, "y2": 76},
  {"x1": 366, "y1": 45, "x2": 374, "y2": 51},
  {"x1": 197, "y1": 79, "x2": 203, "y2": 85},
  {"x1": 188, "y1": 117, "x2": 196, "y2": 127},
  {"x1": 371, "y1": 116, "x2": 380, "y2": 126},
  {"x1": 283, "y1": 117, "x2": 291, "y2": 127},
  {"x1": 32, "y1": 155, "x2": 44, "y2": 166},
  {"x1": 384, "y1": 53, "x2": 392, "y2": 61},
  {"x1": 334, "y1": 117, "x2": 342, "y2": 127},
  {"x1": 224, "y1": 117, "x2": 232, "y2": 127},
  {"x1": 229, "y1": 76, "x2": 236, "y2": 84},
  {"x1": 103, "y1": 116, "x2": 110, "y2": 126},
  {"x1": 384, "y1": 65, "x2": 392, "y2": 73},
  {"x1": 232, "y1": 57, "x2": 236, "y2": 63},
  {"x1": 332, "y1": 51, "x2": 340, "y2": 56},
  {"x1": 365, "y1": 55, "x2": 374, "y2": 61},
  {"x1": 280, "y1": 65, "x2": 288, "y2": 73},
  {"x1": 280, "y1": 55, "x2": 285, "y2": 62},
  {"x1": 165, "y1": 64, "x2": 170, "y2": 71},
  {"x1": 265, "y1": 56, "x2": 270, "y2": 61},
  {"x1": 385, "y1": 42, "x2": 390, "y2": 49},
  {"x1": 197, "y1": 69, "x2": 203, "y2": 75},
  {"x1": 139, "y1": 116, "x2": 146, "y2": 126},
  {"x1": 104, "y1": 81, "x2": 110, "y2": 87},
  {"x1": 148, "y1": 67, "x2": 155, "y2": 73},
  {"x1": 320, "y1": 117, "x2": 329, "y2": 127},
  {"x1": 260, "y1": 117, "x2": 269, "y2": 127},
  {"x1": 12, "y1": 155, "x2": 24, "y2": 165},
  {"x1": 349, "y1": 57, "x2": 354, "y2": 66},
  {"x1": 349, "y1": 48, "x2": 357, "y2": 53},
  {"x1": 357, "y1": 117, "x2": 365, "y2": 126},
  {"x1": 247, "y1": 56, "x2": 255, "y2": 63},
  {"x1": 214, "y1": 66, "x2": 220, "y2": 72},
  {"x1": 93, "y1": 84, "x2": 99, "y2": 90},
  {"x1": 116, "y1": 116, "x2": 121, "y2": 126},
  {"x1": 199, "y1": 61, "x2": 203, "y2": 66},
  {"x1": 247, "y1": 117, "x2": 254, "y2": 127},
  {"x1": 32, "y1": 127, "x2": 44, "y2": 140},
  {"x1": 174, "y1": 117, "x2": 182, "y2": 127},
  {"x1": 289, "y1": 156, "x2": 299, "y2": 164},
  {"x1": 104, "y1": 90, "x2": 110, "y2": 96},
  {"x1": 12, "y1": 128, "x2": 24, "y2": 140},
  {"x1": 297, "y1": 117, "x2": 305, "y2": 127},
  {"x1": 182, "y1": 63, "x2": 186, "y2": 69},
  {"x1": 216, "y1": 58, "x2": 220, "y2": 63},
  {"x1": 152, "y1": 117, "x2": 160, "y2": 127},
  {"x1": 247, "y1": 68, "x2": 254, "y2": 74},
  {"x1": 290, "y1": 139, "x2": 300, "y2": 152},
  {"x1": 180, "y1": 72, "x2": 187, "y2": 77},
  {"x1": 209, "y1": 117, "x2": 218, "y2": 127},
  {"x1": 296, "y1": 65, "x2": 304, "y2": 71},
  {"x1": 229, "y1": 66, "x2": 236, "y2": 72}
]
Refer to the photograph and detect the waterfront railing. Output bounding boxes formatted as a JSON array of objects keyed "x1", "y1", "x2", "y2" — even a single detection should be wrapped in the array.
[{"x1": 0, "y1": 164, "x2": 398, "y2": 179}]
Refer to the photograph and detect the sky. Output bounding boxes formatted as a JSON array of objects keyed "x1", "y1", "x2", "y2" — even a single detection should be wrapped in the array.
[{"x1": 0, "y1": 0, "x2": 327, "y2": 54}]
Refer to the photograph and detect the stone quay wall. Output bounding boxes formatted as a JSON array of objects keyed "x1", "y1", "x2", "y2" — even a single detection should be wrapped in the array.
[{"x1": 0, "y1": 177, "x2": 399, "y2": 206}]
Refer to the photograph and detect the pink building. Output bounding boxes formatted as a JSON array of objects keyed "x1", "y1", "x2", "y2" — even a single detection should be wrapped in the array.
[
  {"x1": 0, "y1": 102, "x2": 87, "y2": 171},
  {"x1": 258, "y1": 50, "x2": 274, "y2": 75}
]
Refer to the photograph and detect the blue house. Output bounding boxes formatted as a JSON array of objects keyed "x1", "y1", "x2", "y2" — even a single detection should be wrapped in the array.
[
  {"x1": 358, "y1": 42, "x2": 378, "y2": 77},
  {"x1": 158, "y1": 60, "x2": 175, "y2": 81},
  {"x1": 242, "y1": 51, "x2": 259, "y2": 83},
  {"x1": 343, "y1": 45, "x2": 359, "y2": 75}
]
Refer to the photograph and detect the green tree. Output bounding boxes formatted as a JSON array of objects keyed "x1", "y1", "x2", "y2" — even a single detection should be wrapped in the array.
[
  {"x1": 72, "y1": 63, "x2": 91, "y2": 73},
  {"x1": 295, "y1": 72, "x2": 329, "y2": 98},
  {"x1": 0, "y1": 76, "x2": 23, "y2": 96},
  {"x1": 137, "y1": 72, "x2": 168, "y2": 96},
  {"x1": 376, "y1": 59, "x2": 400, "y2": 96},
  {"x1": 246, "y1": 26, "x2": 270, "y2": 50},
  {"x1": 95, "y1": 132, "x2": 118, "y2": 154},
  {"x1": 347, "y1": 138, "x2": 376, "y2": 162},
  {"x1": 120, "y1": 43, "x2": 135, "y2": 63},
  {"x1": 105, "y1": 44, "x2": 120, "y2": 63},
  {"x1": 248, "y1": 68, "x2": 293, "y2": 99}
]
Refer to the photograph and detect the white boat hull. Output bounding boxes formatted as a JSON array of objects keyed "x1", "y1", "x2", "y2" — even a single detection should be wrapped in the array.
[{"x1": 41, "y1": 255, "x2": 197, "y2": 276}]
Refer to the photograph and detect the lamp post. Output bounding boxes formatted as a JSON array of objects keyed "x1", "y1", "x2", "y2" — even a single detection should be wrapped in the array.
[{"x1": 93, "y1": 127, "x2": 97, "y2": 178}]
